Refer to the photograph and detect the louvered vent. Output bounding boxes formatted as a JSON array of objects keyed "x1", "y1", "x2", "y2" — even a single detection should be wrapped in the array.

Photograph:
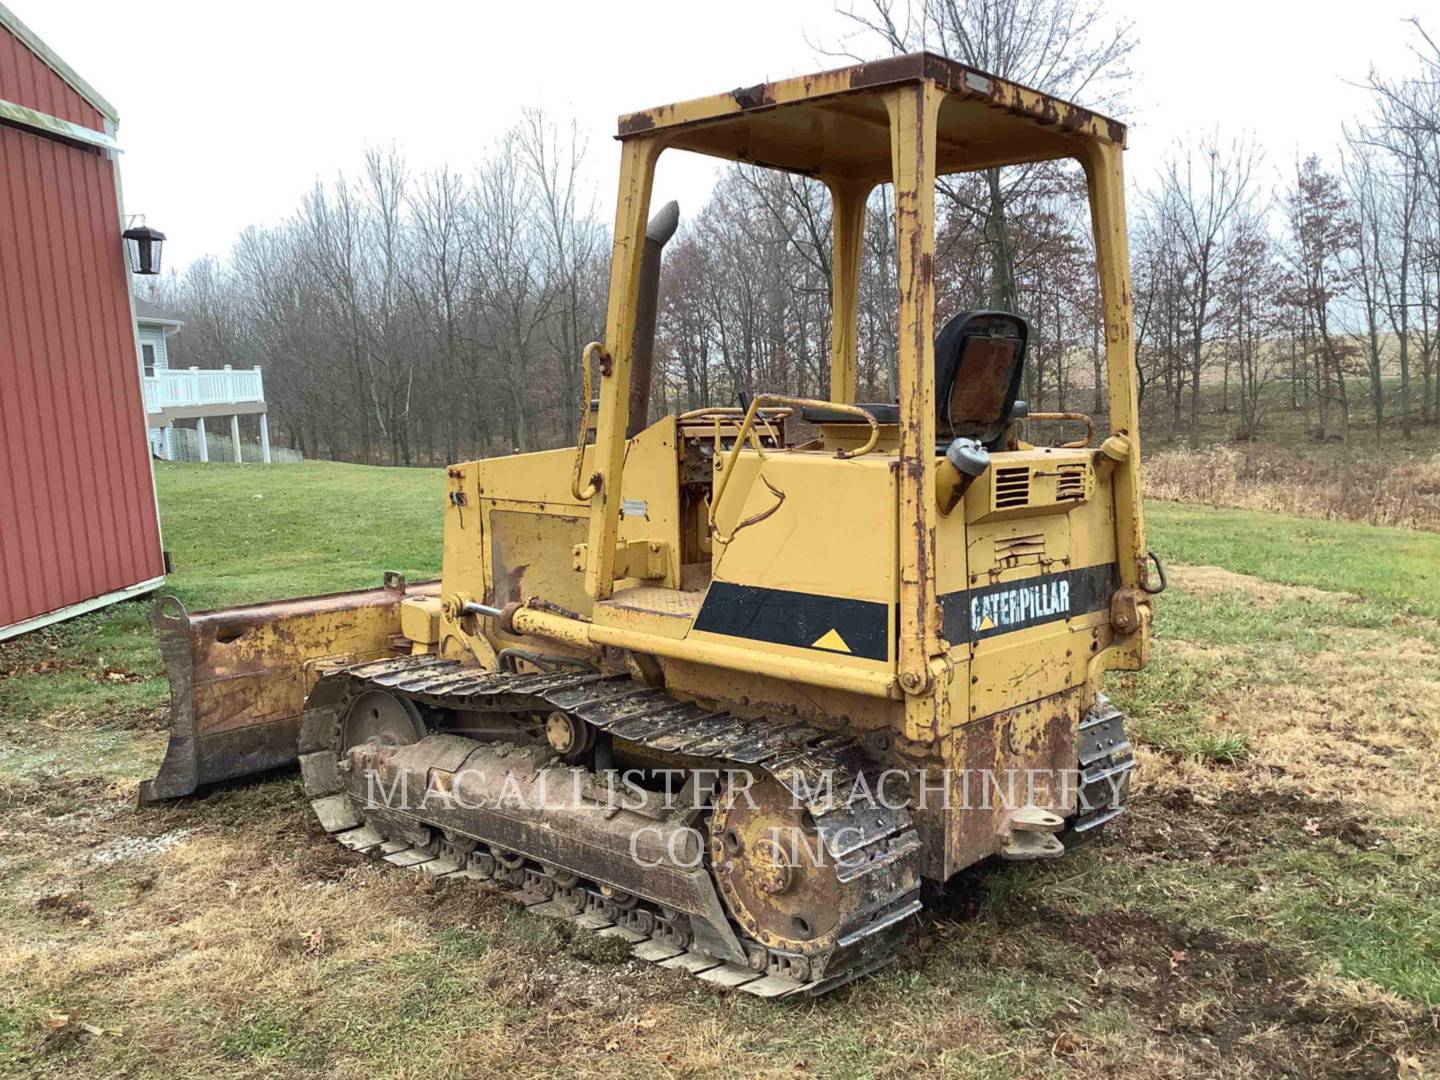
[
  {"x1": 1056, "y1": 463, "x2": 1087, "y2": 500},
  {"x1": 994, "y1": 532, "x2": 1045, "y2": 562},
  {"x1": 993, "y1": 466, "x2": 1031, "y2": 509}
]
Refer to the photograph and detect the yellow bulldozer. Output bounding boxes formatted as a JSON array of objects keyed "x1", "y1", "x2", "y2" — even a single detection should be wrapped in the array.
[{"x1": 142, "y1": 52, "x2": 1158, "y2": 997}]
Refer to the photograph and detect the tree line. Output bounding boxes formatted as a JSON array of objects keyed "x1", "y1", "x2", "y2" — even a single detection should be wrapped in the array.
[{"x1": 138, "y1": 2, "x2": 1440, "y2": 464}]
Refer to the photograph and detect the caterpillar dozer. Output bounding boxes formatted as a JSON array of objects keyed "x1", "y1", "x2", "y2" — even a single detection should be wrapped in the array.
[{"x1": 142, "y1": 52, "x2": 1157, "y2": 997}]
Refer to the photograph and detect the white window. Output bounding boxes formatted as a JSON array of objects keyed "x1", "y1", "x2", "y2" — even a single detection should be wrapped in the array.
[{"x1": 142, "y1": 343, "x2": 156, "y2": 378}]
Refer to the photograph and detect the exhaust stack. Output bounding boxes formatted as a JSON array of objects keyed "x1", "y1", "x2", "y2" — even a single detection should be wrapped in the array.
[{"x1": 627, "y1": 200, "x2": 680, "y2": 437}]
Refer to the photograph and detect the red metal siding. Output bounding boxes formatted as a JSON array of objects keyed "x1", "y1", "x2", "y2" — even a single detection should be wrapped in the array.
[
  {"x1": 0, "y1": 25, "x2": 104, "y2": 130},
  {"x1": 0, "y1": 121, "x2": 164, "y2": 629}
]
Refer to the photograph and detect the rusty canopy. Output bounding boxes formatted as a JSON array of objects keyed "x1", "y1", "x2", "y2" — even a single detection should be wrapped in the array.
[{"x1": 617, "y1": 51, "x2": 1125, "y2": 181}]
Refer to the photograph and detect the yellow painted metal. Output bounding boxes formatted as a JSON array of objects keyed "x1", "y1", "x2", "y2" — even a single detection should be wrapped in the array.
[
  {"x1": 585, "y1": 138, "x2": 663, "y2": 600},
  {"x1": 400, "y1": 595, "x2": 442, "y2": 647},
  {"x1": 616, "y1": 53, "x2": 1123, "y2": 182},
  {"x1": 887, "y1": 83, "x2": 944, "y2": 699},
  {"x1": 1080, "y1": 139, "x2": 1148, "y2": 593},
  {"x1": 512, "y1": 604, "x2": 898, "y2": 699},
  {"x1": 570, "y1": 341, "x2": 607, "y2": 500},
  {"x1": 711, "y1": 452, "x2": 897, "y2": 614},
  {"x1": 827, "y1": 179, "x2": 871, "y2": 403},
  {"x1": 152, "y1": 54, "x2": 1153, "y2": 884},
  {"x1": 574, "y1": 539, "x2": 669, "y2": 581},
  {"x1": 709, "y1": 394, "x2": 880, "y2": 545}
]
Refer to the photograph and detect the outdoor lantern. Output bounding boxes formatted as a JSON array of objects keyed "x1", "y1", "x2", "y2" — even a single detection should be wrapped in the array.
[{"x1": 122, "y1": 225, "x2": 165, "y2": 275}]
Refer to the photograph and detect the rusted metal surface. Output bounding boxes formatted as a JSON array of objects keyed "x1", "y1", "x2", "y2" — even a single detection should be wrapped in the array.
[
  {"x1": 617, "y1": 51, "x2": 1125, "y2": 152},
  {"x1": 888, "y1": 83, "x2": 944, "y2": 712},
  {"x1": 711, "y1": 777, "x2": 853, "y2": 955},
  {"x1": 1024, "y1": 411, "x2": 1094, "y2": 448},
  {"x1": 299, "y1": 655, "x2": 923, "y2": 993},
  {"x1": 0, "y1": 117, "x2": 164, "y2": 635},
  {"x1": 139, "y1": 579, "x2": 437, "y2": 803},
  {"x1": 938, "y1": 689, "x2": 1080, "y2": 876},
  {"x1": 354, "y1": 736, "x2": 721, "y2": 921}
]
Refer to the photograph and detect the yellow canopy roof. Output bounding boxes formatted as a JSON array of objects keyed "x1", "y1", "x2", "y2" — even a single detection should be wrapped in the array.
[{"x1": 618, "y1": 52, "x2": 1125, "y2": 183}]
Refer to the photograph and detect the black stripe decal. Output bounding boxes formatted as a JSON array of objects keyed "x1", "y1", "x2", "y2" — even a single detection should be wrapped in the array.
[
  {"x1": 692, "y1": 582, "x2": 890, "y2": 662},
  {"x1": 940, "y1": 563, "x2": 1119, "y2": 645}
]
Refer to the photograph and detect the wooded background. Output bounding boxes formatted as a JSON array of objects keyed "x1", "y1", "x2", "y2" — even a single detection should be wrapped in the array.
[{"x1": 137, "y1": 1, "x2": 1440, "y2": 466}]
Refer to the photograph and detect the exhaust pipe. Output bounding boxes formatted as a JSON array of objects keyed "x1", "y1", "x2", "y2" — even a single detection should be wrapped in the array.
[{"x1": 627, "y1": 200, "x2": 680, "y2": 437}]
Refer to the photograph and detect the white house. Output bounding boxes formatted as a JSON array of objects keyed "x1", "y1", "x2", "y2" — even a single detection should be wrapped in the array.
[
  {"x1": 135, "y1": 298, "x2": 271, "y2": 462},
  {"x1": 135, "y1": 298, "x2": 183, "y2": 456}
]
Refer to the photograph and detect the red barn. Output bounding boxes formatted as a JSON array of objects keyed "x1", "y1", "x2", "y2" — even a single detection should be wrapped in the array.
[{"x1": 0, "y1": 5, "x2": 165, "y2": 639}]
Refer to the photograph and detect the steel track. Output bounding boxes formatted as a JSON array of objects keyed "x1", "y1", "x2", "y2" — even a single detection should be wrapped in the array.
[{"x1": 298, "y1": 654, "x2": 925, "y2": 997}]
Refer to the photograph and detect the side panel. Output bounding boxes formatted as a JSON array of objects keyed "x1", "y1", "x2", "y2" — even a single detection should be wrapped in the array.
[
  {"x1": 695, "y1": 451, "x2": 897, "y2": 670},
  {"x1": 0, "y1": 122, "x2": 164, "y2": 631}
]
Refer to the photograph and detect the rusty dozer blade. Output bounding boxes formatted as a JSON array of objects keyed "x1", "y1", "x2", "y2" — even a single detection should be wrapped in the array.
[{"x1": 139, "y1": 572, "x2": 438, "y2": 804}]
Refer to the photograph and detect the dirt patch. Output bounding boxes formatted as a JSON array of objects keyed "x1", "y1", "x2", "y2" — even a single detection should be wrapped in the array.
[
  {"x1": 944, "y1": 778, "x2": 1439, "y2": 1077},
  {"x1": 1125, "y1": 781, "x2": 1383, "y2": 866},
  {"x1": 1169, "y1": 563, "x2": 1358, "y2": 606},
  {"x1": 1038, "y1": 907, "x2": 1426, "y2": 1078},
  {"x1": 35, "y1": 891, "x2": 95, "y2": 924}
]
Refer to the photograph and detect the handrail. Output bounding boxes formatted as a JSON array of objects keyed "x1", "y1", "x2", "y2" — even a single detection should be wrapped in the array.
[
  {"x1": 570, "y1": 342, "x2": 607, "y2": 501},
  {"x1": 707, "y1": 394, "x2": 879, "y2": 544},
  {"x1": 1024, "y1": 411, "x2": 1093, "y2": 449},
  {"x1": 676, "y1": 406, "x2": 794, "y2": 422}
]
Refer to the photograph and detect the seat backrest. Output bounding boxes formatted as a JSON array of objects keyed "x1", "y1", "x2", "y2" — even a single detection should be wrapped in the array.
[{"x1": 933, "y1": 310, "x2": 1027, "y2": 447}]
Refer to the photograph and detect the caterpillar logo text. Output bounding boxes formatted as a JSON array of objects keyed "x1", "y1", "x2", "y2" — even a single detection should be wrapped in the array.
[
  {"x1": 972, "y1": 578, "x2": 1070, "y2": 636},
  {"x1": 940, "y1": 564, "x2": 1119, "y2": 645}
]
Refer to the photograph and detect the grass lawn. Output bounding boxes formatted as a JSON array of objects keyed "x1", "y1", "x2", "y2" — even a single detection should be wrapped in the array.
[
  {"x1": 0, "y1": 461, "x2": 1436, "y2": 1078},
  {"x1": 158, "y1": 460, "x2": 445, "y2": 608}
]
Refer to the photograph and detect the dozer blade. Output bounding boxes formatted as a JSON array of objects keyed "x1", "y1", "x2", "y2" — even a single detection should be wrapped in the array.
[{"x1": 139, "y1": 574, "x2": 437, "y2": 804}]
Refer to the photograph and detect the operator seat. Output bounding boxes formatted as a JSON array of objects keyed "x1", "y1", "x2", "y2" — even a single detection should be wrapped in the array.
[{"x1": 800, "y1": 309, "x2": 1028, "y2": 450}]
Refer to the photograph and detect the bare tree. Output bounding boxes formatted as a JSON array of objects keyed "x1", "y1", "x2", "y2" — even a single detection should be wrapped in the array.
[
  {"x1": 1153, "y1": 136, "x2": 1259, "y2": 447},
  {"x1": 827, "y1": 0, "x2": 1134, "y2": 313},
  {"x1": 518, "y1": 110, "x2": 606, "y2": 435}
]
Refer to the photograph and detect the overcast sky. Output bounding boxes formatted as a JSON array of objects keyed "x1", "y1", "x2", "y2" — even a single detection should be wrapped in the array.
[{"x1": 15, "y1": 0, "x2": 1432, "y2": 270}]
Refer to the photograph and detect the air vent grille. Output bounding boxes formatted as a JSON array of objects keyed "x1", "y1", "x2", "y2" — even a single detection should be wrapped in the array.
[
  {"x1": 994, "y1": 532, "x2": 1045, "y2": 562},
  {"x1": 993, "y1": 466, "x2": 1031, "y2": 509},
  {"x1": 1056, "y1": 463, "x2": 1087, "y2": 500}
]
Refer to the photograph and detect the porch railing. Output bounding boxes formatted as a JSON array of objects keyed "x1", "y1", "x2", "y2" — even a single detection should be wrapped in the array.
[{"x1": 142, "y1": 365, "x2": 264, "y2": 413}]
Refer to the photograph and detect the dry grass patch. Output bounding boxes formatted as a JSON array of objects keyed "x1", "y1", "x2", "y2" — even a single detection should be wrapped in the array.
[
  {"x1": 1167, "y1": 563, "x2": 1359, "y2": 607},
  {"x1": 1145, "y1": 447, "x2": 1440, "y2": 531},
  {"x1": 1122, "y1": 569, "x2": 1440, "y2": 821}
]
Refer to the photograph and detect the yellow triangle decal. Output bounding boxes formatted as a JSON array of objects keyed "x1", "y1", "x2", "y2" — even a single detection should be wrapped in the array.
[
  {"x1": 811, "y1": 628, "x2": 852, "y2": 654},
  {"x1": 978, "y1": 615, "x2": 995, "y2": 630}
]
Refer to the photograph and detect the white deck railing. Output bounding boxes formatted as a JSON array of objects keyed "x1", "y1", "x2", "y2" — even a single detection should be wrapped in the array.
[{"x1": 142, "y1": 365, "x2": 264, "y2": 414}]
